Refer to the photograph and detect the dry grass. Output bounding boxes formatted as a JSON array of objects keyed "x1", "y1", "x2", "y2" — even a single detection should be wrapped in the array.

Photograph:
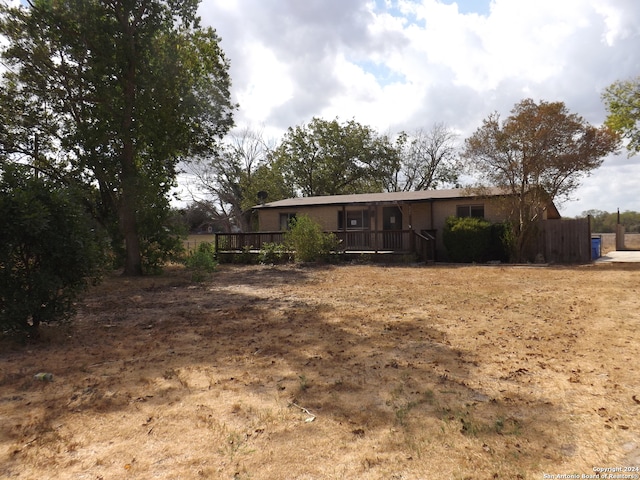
[{"x1": 1, "y1": 262, "x2": 639, "y2": 479}]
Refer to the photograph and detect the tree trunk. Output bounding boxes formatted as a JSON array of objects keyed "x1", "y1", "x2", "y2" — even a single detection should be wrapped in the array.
[
  {"x1": 120, "y1": 178, "x2": 143, "y2": 276},
  {"x1": 119, "y1": 105, "x2": 142, "y2": 275},
  {"x1": 119, "y1": 7, "x2": 143, "y2": 276}
]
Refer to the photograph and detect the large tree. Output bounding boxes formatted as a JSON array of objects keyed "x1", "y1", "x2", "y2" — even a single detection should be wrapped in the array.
[
  {"x1": 390, "y1": 123, "x2": 461, "y2": 192},
  {"x1": 187, "y1": 127, "x2": 293, "y2": 232},
  {"x1": 272, "y1": 117, "x2": 400, "y2": 197},
  {"x1": 602, "y1": 75, "x2": 640, "y2": 156},
  {"x1": 463, "y1": 98, "x2": 620, "y2": 260},
  {"x1": 0, "y1": 0, "x2": 235, "y2": 275}
]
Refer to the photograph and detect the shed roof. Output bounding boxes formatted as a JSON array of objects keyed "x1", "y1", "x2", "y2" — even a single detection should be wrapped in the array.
[{"x1": 253, "y1": 187, "x2": 508, "y2": 209}]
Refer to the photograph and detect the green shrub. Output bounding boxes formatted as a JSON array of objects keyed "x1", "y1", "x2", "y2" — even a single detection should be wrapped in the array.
[
  {"x1": 143, "y1": 227, "x2": 186, "y2": 274},
  {"x1": 443, "y1": 216, "x2": 514, "y2": 263},
  {"x1": 258, "y1": 242, "x2": 290, "y2": 264},
  {"x1": 284, "y1": 215, "x2": 339, "y2": 263},
  {"x1": 234, "y1": 245, "x2": 257, "y2": 264},
  {"x1": 0, "y1": 165, "x2": 108, "y2": 335},
  {"x1": 141, "y1": 236, "x2": 184, "y2": 275},
  {"x1": 443, "y1": 216, "x2": 492, "y2": 263},
  {"x1": 184, "y1": 241, "x2": 218, "y2": 281},
  {"x1": 488, "y1": 221, "x2": 515, "y2": 263}
]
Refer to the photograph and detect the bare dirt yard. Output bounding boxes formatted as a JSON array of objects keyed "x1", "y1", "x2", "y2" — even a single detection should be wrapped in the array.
[{"x1": 1, "y1": 262, "x2": 639, "y2": 480}]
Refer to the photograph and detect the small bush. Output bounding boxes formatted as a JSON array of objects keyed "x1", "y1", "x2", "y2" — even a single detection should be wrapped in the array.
[
  {"x1": 258, "y1": 242, "x2": 290, "y2": 264},
  {"x1": 284, "y1": 215, "x2": 338, "y2": 263},
  {"x1": 140, "y1": 232, "x2": 185, "y2": 275},
  {"x1": 229, "y1": 245, "x2": 256, "y2": 264},
  {"x1": 184, "y1": 242, "x2": 218, "y2": 281},
  {"x1": 488, "y1": 221, "x2": 515, "y2": 262}
]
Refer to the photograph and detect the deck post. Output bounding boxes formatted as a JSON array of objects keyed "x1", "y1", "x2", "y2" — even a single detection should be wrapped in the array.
[{"x1": 374, "y1": 204, "x2": 379, "y2": 252}]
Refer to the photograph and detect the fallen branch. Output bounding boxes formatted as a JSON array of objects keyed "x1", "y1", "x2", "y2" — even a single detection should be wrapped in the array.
[
  {"x1": 24, "y1": 437, "x2": 38, "y2": 447},
  {"x1": 88, "y1": 360, "x2": 119, "y2": 368},
  {"x1": 288, "y1": 401, "x2": 316, "y2": 422}
]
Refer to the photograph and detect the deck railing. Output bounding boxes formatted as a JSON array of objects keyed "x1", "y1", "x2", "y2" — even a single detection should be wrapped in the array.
[
  {"x1": 216, "y1": 229, "x2": 435, "y2": 261},
  {"x1": 414, "y1": 230, "x2": 436, "y2": 262},
  {"x1": 333, "y1": 230, "x2": 412, "y2": 252},
  {"x1": 215, "y1": 231, "x2": 285, "y2": 252}
]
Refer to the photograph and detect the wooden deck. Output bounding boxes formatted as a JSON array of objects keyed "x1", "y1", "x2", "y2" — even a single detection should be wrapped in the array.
[{"x1": 215, "y1": 230, "x2": 436, "y2": 262}]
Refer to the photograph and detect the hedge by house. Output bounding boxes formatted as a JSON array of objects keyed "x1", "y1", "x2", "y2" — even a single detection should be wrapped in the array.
[{"x1": 443, "y1": 216, "x2": 513, "y2": 263}]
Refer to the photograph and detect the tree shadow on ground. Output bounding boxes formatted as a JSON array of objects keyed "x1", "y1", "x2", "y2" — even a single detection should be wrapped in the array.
[{"x1": 0, "y1": 264, "x2": 574, "y2": 478}]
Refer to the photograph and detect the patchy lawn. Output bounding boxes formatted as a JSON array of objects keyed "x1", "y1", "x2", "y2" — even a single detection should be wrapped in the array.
[{"x1": 1, "y1": 263, "x2": 639, "y2": 479}]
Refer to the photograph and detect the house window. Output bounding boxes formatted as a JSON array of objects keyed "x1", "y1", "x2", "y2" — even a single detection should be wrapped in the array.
[
  {"x1": 456, "y1": 205, "x2": 485, "y2": 218},
  {"x1": 279, "y1": 213, "x2": 296, "y2": 230},
  {"x1": 338, "y1": 209, "x2": 370, "y2": 230}
]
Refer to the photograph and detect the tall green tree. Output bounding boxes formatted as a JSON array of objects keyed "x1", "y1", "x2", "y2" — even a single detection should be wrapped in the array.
[
  {"x1": 272, "y1": 117, "x2": 400, "y2": 197},
  {"x1": 463, "y1": 98, "x2": 620, "y2": 261},
  {"x1": 602, "y1": 76, "x2": 640, "y2": 156},
  {"x1": 0, "y1": 0, "x2": 235, "y2": 275}
]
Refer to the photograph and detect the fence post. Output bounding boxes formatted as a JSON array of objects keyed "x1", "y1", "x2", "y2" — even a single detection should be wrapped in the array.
[{"x1": 616, "y1": 224, "x2": 626, "y2": 251}]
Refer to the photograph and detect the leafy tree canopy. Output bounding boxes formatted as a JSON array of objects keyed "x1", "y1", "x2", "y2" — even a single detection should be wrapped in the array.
[
  {"x1": 188, "y1": 121, "x2": 464, "y2": 231},
  {"x1": 463, "y1": 98, "x2": 620, "y2": 260},
  {"x1": 272, "y1": 117, "x2": 400, "y2": 197},
  {"x1": 603, "y1": 76, "x2": 640, "y2": 156},
  {"x1": 0, "y1": 0, "x2": 236, "y2": 275}
]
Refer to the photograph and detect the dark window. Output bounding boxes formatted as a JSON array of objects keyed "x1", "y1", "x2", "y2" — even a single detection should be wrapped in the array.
[
  {"x1": 456, "y1": 205, "x2": 485, "y2": 218},
  {"x1": 338, "y1": 209, "x2": 370, "y2": 230},
  {"x1": 279, "y1": 213, "x2": 296, "y2": 230}
]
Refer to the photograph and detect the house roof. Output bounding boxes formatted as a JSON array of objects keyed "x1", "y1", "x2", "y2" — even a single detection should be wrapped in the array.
[{"x1": 253, "y1": 187, "x2": 508, "y2": 209}]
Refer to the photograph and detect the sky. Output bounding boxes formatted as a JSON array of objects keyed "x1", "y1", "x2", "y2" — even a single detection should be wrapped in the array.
[{"x1": 196, "y1": 0, "x2": 640, "y2": 217}]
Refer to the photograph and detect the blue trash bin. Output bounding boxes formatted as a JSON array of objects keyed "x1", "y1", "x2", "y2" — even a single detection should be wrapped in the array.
[{"x1": 591, "y1": 237, "x2": 601, "y2": 260}]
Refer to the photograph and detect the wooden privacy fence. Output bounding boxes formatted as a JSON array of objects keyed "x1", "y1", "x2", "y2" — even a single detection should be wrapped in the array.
[{"x1": 530, "y1": 217, "x2": 591, "y2": 264}]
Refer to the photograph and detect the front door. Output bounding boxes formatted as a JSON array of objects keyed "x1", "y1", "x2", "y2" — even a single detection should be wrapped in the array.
[{"x1": 382, "y1": 206, "x2": 402, "y2": 249}]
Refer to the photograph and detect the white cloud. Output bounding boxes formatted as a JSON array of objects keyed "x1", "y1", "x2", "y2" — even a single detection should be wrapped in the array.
[
  {"x1": 198, "y1": 0, "x2": 640, "y2": 214},
  {"x1": 561, "y1": 158, "x2": 640, "y2": 216},
  {"x1": 233, "y1": 42, "x2": 294, "y2": 125},
  {"x1": 593, "y1": 0, "x2": 640, "y2": 46}
]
